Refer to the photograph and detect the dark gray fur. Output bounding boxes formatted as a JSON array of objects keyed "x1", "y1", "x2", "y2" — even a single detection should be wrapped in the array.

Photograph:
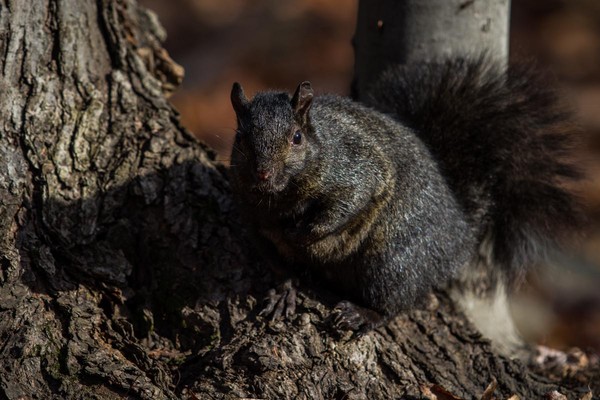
[
  {"x1": 228, "y1": 57, "x2": 585, "y2": 327},
  {"x1": 366, "y1": 57, "x2": 586, "y2": 284}
]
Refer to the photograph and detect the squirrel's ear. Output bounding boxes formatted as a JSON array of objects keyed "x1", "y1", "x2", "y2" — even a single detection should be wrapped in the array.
[
  {"x1": 291, "y1": 81, "x2": 313, "y2": 120},
  {"x1": 231, "y1": 82, "x2": 250, "y2": 117}
]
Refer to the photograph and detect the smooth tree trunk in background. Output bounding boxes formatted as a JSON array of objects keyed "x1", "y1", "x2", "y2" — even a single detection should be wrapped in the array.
[
  {"x1": 353, "y1": 0, "x2": 510, "y2": 97},
  {"x1": 0, "y1": 0, "x2": 597, "y2": 399}
]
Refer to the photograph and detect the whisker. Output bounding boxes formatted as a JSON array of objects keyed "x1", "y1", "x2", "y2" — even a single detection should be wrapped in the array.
[
  {"x1": 228, "y1": 138, "x2": 248, "y2": 161},
  {"x1": 203, "y1": 130, "x2": 248, "y2": 158},
  {"x1": 233, "y1": 147, "x2": 248, "y2": 161},
  {"x1": 204, "y1": 131, "x2": 233, "y2": 144}
]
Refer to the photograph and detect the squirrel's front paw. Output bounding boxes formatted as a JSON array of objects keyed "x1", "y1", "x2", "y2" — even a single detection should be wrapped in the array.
[
  {"x1": 259, "y1": 279, "x2": 298, "y2": 320},
  {"x1": 328, "y1": 300, "x2": 383, "y2": 336}
]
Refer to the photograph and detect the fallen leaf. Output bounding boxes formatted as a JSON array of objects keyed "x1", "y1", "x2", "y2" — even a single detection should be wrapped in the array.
[
  {"x1": 545, "y1": 390, "x2": 568, "y2": 400},
  {"x1": 481, "y1": 378, "x2": 498, "y2": 400},
  {"x1": 421, "y1": 385, "x2": 437, "y2": 400},
  {"x1": 579, "y1": 391, "x2": 593, "y2": 400},
  {"x1": 430, "y1": 384, "x2": 466, "y2": 400}
]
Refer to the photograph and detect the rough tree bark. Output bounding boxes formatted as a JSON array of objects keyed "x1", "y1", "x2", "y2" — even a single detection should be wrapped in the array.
[{"x1": 0, "y1": 1, "x2": 597, "y2": 399}]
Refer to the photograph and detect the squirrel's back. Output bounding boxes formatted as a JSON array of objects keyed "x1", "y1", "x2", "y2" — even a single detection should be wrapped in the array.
[{"x1": 365, "y1": 57, "x2": 587, "y2": 283}]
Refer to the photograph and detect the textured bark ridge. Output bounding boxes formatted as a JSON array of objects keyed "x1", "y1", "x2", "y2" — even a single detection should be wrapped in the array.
[{"x1": 0, "y1": 1, "x2": 597, "y2": 399}]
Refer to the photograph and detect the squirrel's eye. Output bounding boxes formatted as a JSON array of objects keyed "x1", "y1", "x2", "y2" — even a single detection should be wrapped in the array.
[{"x1": 292, "y1": 130, "x2": 302, "y2": 145}]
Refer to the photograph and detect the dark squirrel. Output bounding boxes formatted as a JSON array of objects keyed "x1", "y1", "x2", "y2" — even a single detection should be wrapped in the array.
[{"x1": 228, "y1": 57, "x2": 586, "y2": 345}]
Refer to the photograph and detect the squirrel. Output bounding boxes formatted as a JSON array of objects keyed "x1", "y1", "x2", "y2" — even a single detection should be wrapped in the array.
[{"x1": 228, "y1": 56, "x2": 586, "y2": 351}]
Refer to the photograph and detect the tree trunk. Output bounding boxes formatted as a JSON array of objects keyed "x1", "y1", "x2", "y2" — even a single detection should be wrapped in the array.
[
  {"x1": 353, "y1": 0, "x2": 510, "y2": 97},
  {"x1": 0, "y1": 1, "x2": 596, "y2": 399}
]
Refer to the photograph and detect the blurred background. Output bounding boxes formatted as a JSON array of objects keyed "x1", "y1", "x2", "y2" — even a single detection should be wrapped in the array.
[{"x1": 139, "y1": 0, "x2": 600, "y2": 354}]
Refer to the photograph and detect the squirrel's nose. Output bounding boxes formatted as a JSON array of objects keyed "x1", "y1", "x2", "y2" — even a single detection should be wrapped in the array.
[{"x1": 256, "y1": 169, "x2": 271, "y2": 182}]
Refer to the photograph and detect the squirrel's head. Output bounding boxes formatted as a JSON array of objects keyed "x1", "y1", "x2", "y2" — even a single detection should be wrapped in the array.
[{"x1": 230, "y1": 81, "x2": 315, "y2": 194}]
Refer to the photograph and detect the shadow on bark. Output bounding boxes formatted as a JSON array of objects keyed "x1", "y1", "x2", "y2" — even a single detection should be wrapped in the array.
[
  {"x1": 4, "y1": 157, "x2": 261, "y2": 397},
  {"x1": 8, "y1": 169, "x2": 598, "y2": 399}
]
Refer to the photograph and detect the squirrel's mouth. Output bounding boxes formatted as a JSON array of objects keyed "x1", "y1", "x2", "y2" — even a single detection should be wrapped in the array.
[{"x1": 253, "y1": 177, "x2": 288, "y2": 194}]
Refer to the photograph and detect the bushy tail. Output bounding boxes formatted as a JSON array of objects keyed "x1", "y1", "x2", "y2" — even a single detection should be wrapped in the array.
[{"x1": 366, "y1": 56, "x2": 587, "y2": 281}]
